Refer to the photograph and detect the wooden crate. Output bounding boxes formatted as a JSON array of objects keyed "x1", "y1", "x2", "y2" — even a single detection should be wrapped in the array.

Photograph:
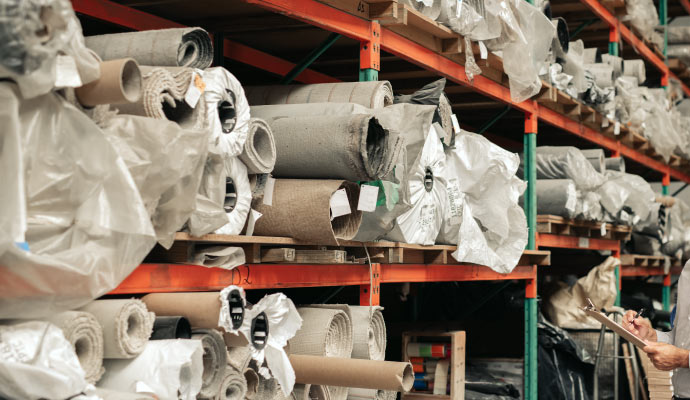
[{"x1": 402, "y1": 331, "x2": 466, "y2": 400}]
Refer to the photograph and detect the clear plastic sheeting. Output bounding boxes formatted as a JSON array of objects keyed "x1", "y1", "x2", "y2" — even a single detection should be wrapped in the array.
[
  {"x1": 605, "y1": 171, "x2": 656, "y2": 225},
  {"x1": 561, "y1": 40, "x2": 587, "y2": 94},
  {"x1": 0, "y1": 321, "x2": 87, "y2": 400},
  {"x1": 545, "y1": 63, "x2": 577, "y2": 98},
  {"x1": 520, "y1": 146, "x2": 605, "y2": 191},
  {"x1": 202, "y1": 67, "x2": 250, "y2": 157},
  {"x1": 625, "y1": 0, "x2": 661, "y2": 46},
  {"x1": 0, "y1": 83, "x2": 156, "y2": 319},
  {"x1": 574, "y1": 190, "x2": 603, "y2": 221},
  {"x1": 0, "y1": 0, "x2": 100, "y2": 98}
]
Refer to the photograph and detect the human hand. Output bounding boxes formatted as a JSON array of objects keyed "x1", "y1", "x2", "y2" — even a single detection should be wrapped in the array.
[
  {"x1": 623, "y1": 309, "x2": 656, "y2": 342},
  {"x1": 643, "y1": 342, "x2": 690, "y2": 371}
]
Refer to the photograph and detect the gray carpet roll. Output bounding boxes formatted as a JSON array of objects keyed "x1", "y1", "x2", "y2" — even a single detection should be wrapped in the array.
[
  {"x1": 584, "y1": 63, "x2": 614, "y2": 88},
  {"x1": 194, "y1": 329, "x2": 229, "y2": 399},
  {"x1": 78, "y1": 299, "x2": 154, "y2": 359},
  {"x1": 605, "y1": 157, "x2": 625, "y2": 172},
  {"x1": 582, "y1": 48, "x2": 600, "y2": 64},
  {"x1": 534, "y1": 179, "x2": 578, "y2": 218},
  {"x1": 43, "y1": 311, "x2": 105, "y2": 383},
  {"x1": 215, "y1": 365, "x2": 247, "y2": 400},
  {"x1": 623, "y1": 59, "x2": 646, "y2": 84},
  {"x1": 244, "y1": 81, "x2": 393, "y2": 109},
  {"x1": 85, "y1": 28, "x2": 213, "y2": 69},
  {"x1": 238, "y1": 118, "x2": 276, "y2": 174},
  {"x1": 580, "y1": 149, "x2": 606, "y2": 172},
  {"x1": 350, "y1": 306, "x2": 386, "y2": 361},
  {"x1": 601, "y1": 54, "x2": 623, "y2": 77}
]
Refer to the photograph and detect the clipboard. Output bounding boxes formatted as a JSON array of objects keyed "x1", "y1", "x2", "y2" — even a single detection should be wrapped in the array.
[{"x1": 581, "y1": 299, "x2": 647, "y2": 349}]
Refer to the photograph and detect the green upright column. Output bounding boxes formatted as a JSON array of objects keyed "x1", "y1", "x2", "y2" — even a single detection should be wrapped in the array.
[
  {"x1": 523, "y1": 119, "x2": 537, "y2": 400},
  {"x1": 609, "y1": 41, "x2": 619, "y2": 57},
  {"x1": 524, "y1": 296, "x2": 538, "y2": 400},
  {"x1": 524, "y1": 133, "x2": 537, "y2": 250},
  {"x1": 359, "y1": 69, "x2": 378, "y2": 81},
  {"x1": 660, "y1": 0, "x2": 667, "y2": 59},
  {"x1": 615, "y1": 265, "x2": 621, "y2": 306}
]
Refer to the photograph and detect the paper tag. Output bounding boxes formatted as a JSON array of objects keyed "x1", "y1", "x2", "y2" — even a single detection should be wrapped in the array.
[
  {"x1": 451, "y1": 114, "x2": 461, "y2": 134},
  {"x1": 185, "y1": 73, "x2": 202, "y2": 107},
  {"x1": 633, "y1": 215, "x2": 640, "y2": 225},
  {"x1": 358, "y1": 184, "x2": 379, "y2": 212},
  {"x1": 446, "y1": 179, "x2": 463, "y2": 225},
  {"x1": 263, "y1": 177, "x2": 275, "y2": 206},
  {"x1": 578, "y1": 237, "x2": 590, "y2": 248},
  {"x1": 602, "y1": 118, "x2": 610, "y2": 128},
  {"x1": 614, "y1": 121, "x2": 621, "y2": 135},
  {"x1": 330, "y1": 189, "x2": 351, "y2": 220},
  {"x1": 55, "y1": 55, "x2": 82, "y2": 88},
  {"x1": 432, "y1": 123, "x2": 445, "y2": 141},
  {"x1": 600, "y1": 223, "x2": 606, "y2": 237},
  {"x1": 479, "y1": 41, "x2": 488, "y2": 60},
  {"x1": 245, "y1": 209, "x2": 262, "y2": 236}
]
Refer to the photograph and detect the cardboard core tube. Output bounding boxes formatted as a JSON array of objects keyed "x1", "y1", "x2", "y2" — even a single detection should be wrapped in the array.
[
  {"x1": 76, "y1": 58, "x2": 142, "y2": 107},
  {"x1": 223, "y1": 312, "x2": 268, "y2": 349},
  {"x1": 150, "y1": 316, "x2": 192, "y2": 340},
  {"x1": 289, "y1": 354, "x2": 414, "y2": 392},
  {"x1": 142, "y1": 292, "x2": 242, "y2": 330}
]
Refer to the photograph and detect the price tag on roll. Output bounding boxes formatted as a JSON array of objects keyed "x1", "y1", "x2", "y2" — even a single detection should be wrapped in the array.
[{"x1": 330, "y1": 189, "x2": 352, "y2": 220}]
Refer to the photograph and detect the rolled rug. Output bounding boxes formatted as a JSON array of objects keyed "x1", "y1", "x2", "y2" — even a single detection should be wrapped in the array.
[
  {"x1": 348, "y1": 388, "x2": 397, "y2": 400},
  {"x1": 292, "y1": 384, "x2": 329, "y2": 400},
  {"x1": 78, "y1": 299, "x2": 154, "y2": 359},
  {"x1": 43, "y1": 311, "x2": 105, "y2": 383},
  {"x1": 349, "y1": 306, "x2": 386, "y2": 361},
  {"x1": 215, "y1": 365, "x2": 248, "y2": 400},
  {"x1": 75, "y1": 58, "x2": 142, "y2": 107},
  {"x1": 215, "y1": 156, "x2": 252, "y2": 235},
  {"x1": 85, "y1": 28, "x2": 213, "y2": 68},
  {"x1": 605, "y1": 157, "x2": 625, "y2": 172},
  {"x1": 601, "y1": 54, "x2": 623, "y2": 77},
  {"x1": 252, "y1": 179, "x2": 362, "y2": 245},
  {"x1": 244, "y1": 368, "x2": 260, "y2": 399},
  {"x1": 244, "y1": 81, "x2": 393, "y2": 109},
  {"x1": 150, "y1": 316, "x2": 192, "y2": 340},
  {"x1": 202, "y1": 67, "x2": 250, "y2": 157},
  {"x1": 623, "y1": 59, "x2": 646, "y2": 84},
  {"x1": 115, "y1": 66, "x2": 208, "y2": 131},
  {"x1": 239, "y1": 118, "x2": 277, "y2": 174},
  {"x1": 289, "y1": 307, "x2": 353, "y2": 358},
  {"x1": 582, "y1": 48, "x2": 600, "y2": 64},
  {"x1": 531, "y1": 179, "x2": 578, "y2": 219},
  {"x1": 583, "y1": 63, "x2": 614, "y2": 88},
  {"x1": 579, "y1": 149, "x2": 605, "y2": 172},
  {"x1": 193, "y1": 329, "x2": 228, "y2": 399}
]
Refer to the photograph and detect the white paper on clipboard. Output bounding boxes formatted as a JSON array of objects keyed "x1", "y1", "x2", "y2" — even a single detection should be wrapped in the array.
[{"x1": 582, "y1": 301, "x2": 647, "y2": 348}]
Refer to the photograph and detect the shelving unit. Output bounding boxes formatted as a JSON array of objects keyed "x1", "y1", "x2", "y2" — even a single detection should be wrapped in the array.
[{"x1": 71, "y1": 0, "x2": 690, "y2": 398}]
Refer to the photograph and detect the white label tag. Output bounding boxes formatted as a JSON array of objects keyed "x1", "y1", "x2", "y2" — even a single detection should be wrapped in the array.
[
  {"x1": 432, "y1": 123, "x2": 445, "y2": 141},
  {"x1": 358, "y1": 184, "x2": 379, "y2": 212},
  {"x1": 600, "y1": 223, "x2": 606, "y2": 236},
  {"x1": 451, "y1": 114, "x2": 461, "y2": 134},
  {"x1": 185, "y1": 73, "x2": 202, "y2": 107},
  {"x1": 479, "y1": 41, "x2": 488, "y2": 60},
  {"x1": 446, "y1": 179, "x2": 463, "y2": 225},
  {"x1": 330, "y1": 189, "x2": 351, "y2": 220},
  {"x1": 55, "y1": 55, "x2": 82, "y2": 88},
  {"x1": 262, "y1": 177, "x2": 275, "y2": 206},
  {"x1": 633, "y1": 215, "x2": 640, "y2": 225},
  {"x1": 244, "y1": 209, "x2": 263, "y2": 236},
  {"x1": 614, "y1": 121, "x2": 621, "y2": 135},
  {"x1": 602, "y1": 118, "x2": 610, "y2": 128},
  {"x1": 578, "y1": 237, "x2": 590, "y2": 248}
]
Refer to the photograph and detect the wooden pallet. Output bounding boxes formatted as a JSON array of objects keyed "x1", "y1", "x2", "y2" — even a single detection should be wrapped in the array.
[
  {"x1": 147, "y1": 232, "x2": 551, "y2": 266},
  {"x1": 536, "y1": 215, "x2": 632, "y2": 241},
  {"x1": 620, "y1": 254, "x2": 683, "y2": 268}
]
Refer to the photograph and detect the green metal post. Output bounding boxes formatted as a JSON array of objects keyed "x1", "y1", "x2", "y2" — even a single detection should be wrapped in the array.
[
  {"x1": 524, "y1": 112, "x2": 537, "y2": 400},
  {"x1": 524, "y1": 133, "x2": 537, "y2": 250},
  {"x1": 609, "y1": 41, "x2": 619, "y2": 56},
  {"x1": 615, "y1": 265, "x2": 621, "y2": 306},
  {"x1": 660, "y1": 0, "x2": 667, "y2": 59},
  {"x1": 663, "y1": 284, "x2": 671, "y2": 311},
  {"x1": 282, "y1": 33, "x2": 341, "y2": 84},
  {"x1": 524, "y1": 296, "x2": 538, "y2": 399},
  {"x1": 663, "y1": 185, "x2": 669, "y2": 196},
  {"x1": 359, "y1": 68, "x2": 378, "y2": 81}
]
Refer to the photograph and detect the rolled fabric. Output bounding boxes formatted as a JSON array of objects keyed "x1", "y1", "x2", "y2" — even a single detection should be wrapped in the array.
[
  {"x1": 75, "y1": 58, "x2": 142, "y2": 107},
  {"x1": 289, "y1": 307, "x2": 354, "y2": 358},
  {"x1": 350, "y1": 306, "x2": 386, "y2": 361},
  {"x1": 227, "y1": 345, "x2": 253, "y2": 373},
  {"x1": 216, "y1": 365, "x2": 248, "y2": 400},
  {"x1": 579, "y1": 149, "x2": 606, "y2": 172},
  {"x1": 348, "y1": 388, "x2": 397, "y2": 400},
  {"x1": 533, "y1": 179, "x2": 578, "y2": 218},
  {"x1": 203, "y1": 67, "x2": 250, "y2": 157},
  {"x1": 115, "y1": 66, "x2": 208, "y2": 131},
  {"x1": 399, "y1": 0, "x2": 442, "y2": 20},
  {"x1": 290, "y1": 355, "x2": 414, "y2": 392},
  {"x1": 78, "y1": 299, "x2": 154, "y2": 359},
  {"x1": 623, "y1": 59, "x2": 646, "y2": 84},
  {"x1": 245, "y1": 81, "x2": 393, "y2": 109},
  {"x1": 601, "y1": 54, "x2": 623, "y2": 77},
  {"x1": 605, "y1": 157, "x2": 625, "y2": 172},
  {"x1": 215, "y1": 156, "x2": 252, "y2": 235},
  {"x1": 292, "y1": 384, "x2": 329, "y2": 400},
  {"x1": 150, "y1": 316, "x2": 192, "y2": 340},
  {"x1": 667, "y1": 26, "x2": 690, "y2": 43},
  {"x1": 43, "y1": 311, "x2": 105, "y2": 383},
  {"x1": 582, "y1": 48, "x2": 600, "y2": 64},
  {"x1": 252, "y1": 179, "x2": 362, "y2": 245},
  {"x1": 239, "y1": 118, "x2": 276, "y2": 174},
  {"x1": 552, "y1": 18, "x2": 570, "y2": 54},
  {"x1": 193, "y1": 329, "x2": 228, "y2": 399},
  {"x1": 85, "y1": 28, "x2": 213, "y2": 68},
  {"x1": 584, "y1": 63, "x2": 614, "y2": 88},
  {"x1": 244, "y1": 368, "x2": 260, "y2": 399}
]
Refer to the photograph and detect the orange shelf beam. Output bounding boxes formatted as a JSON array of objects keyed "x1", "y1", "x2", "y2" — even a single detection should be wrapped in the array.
[
  {"x1": 537, "y1": 233, "x2": 622, "y2": 251},
  {"x1": 683, "y1": 0, "x2": 690, "y2": 15}
]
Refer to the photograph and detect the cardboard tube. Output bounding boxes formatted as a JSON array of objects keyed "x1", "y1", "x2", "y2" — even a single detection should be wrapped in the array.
[
  {"x1": 289, "y1": 355, "x2": 414, "y2": 392},
  {"x1": 142, "y1": 290, "x2": 245, "y2": 331},
  {"x1": 150, "y1": 316, "x2": 192, "y2": 340},
  {"x1": 76, "y1": 59, "x2": 142, "y2": 107}
]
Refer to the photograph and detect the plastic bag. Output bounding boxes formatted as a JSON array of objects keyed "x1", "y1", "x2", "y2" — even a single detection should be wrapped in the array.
[
  {"x1": 520, "y1": 146, "x2": 606, "y2": 191},
  {"x1": 202, "y1": 67, "x2": 250, "y2": 157},
  {"x1": 0, "y1": 82, "x2": 156, "y2": 319},
  {"x1": 0, "y1": 321, "x2": 87, "y2": 400},
  {"x1": 606, "y1": 171, "x2": 656, "y2": 224}
]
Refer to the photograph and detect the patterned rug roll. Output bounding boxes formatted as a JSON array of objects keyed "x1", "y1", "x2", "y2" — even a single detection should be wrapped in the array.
[
  {"x1": 78, "y1": 299, "x2": 154, "y2": 359},
  {"x1": 244, "y1": 81, "x2": 393, "y2": 109},
  {"x1": 239, "y1": 118, "x2": 276, "y2": 174},
  {"x1": 194, "y1": 329, "x2": 229, "y2": 399},
  {"x1": 350, "y1": 306, "x2": 386, "y2": 361}
]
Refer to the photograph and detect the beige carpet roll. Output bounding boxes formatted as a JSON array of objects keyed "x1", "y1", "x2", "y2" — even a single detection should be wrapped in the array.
[
  {"x1": 76, "y1": 58, "x2": 142, "y2": 107},
  {"x1": 78, "y1": 299, "x2": 154, "y2": 359},
  {"x1": 582, "y1": 48, "x2": 599, "y2": 64},
  {"x1": 244, "y1": 368, "x2": 260, "y2": 399},
  {"x1": 601, "y1": 54, "x2": 623, "y2": 77},
  {"x1": 85, "y1": 28, "x2": 213, "y2": 68},
  {"x1": 347, "y1": 388, "x2": 397, "y2": 400},
  {"x1": 43, "y1": 311, "x2": 105, "y2": 383},
  {"x1": 252, "y1": 179, "x2": 362, "y2": 245},
  {"x1": 115, "y1": 66, "x2": 207, "y2": 130},
  {"x1": 239, "y1": 118, "x2": 276, "y2": 174},
  {"x1": 623, "y1": 59, "x2": 646, "y2": 84},
  {"x1": 292, "y1": 384, "x2": 329, "y2": 400},
  {"x1": 290, "y1": 355, "x2": 414, "y2": 392},
  {"x1": 244, "y1": 81, "x2": 393, "y2": 109},
  {"x1": 289, "y1": 307, "x2": 353, "y2": 358},
  {"x1": 215, "y1": 365, "x2": 247, "y2": 400},
  {"x1": 194, "y1": 329, "x2": 228, "y2": 399},
  {"x1": 350, "y1": 306, "x2": 386, "y2": 361}
]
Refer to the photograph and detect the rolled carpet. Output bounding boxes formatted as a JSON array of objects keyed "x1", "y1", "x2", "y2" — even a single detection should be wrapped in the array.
[
  {"x1": 193, "y1": 329, "x2": 228, "y2": 399},
  {"x1": 43, "y1": 311, "x2": 105, "y2": 383},
  {"x1": 244, "y1": 81, "x2": 393, "y2": 109},
  {"x1": 150, "y1": 316, "x2": 192, "y2": 340},
  {"x1": 244, "y1": 368, "x2": 260, "y2": 399},
  {"x1": 580, "y1": 148, "x2": 606, "y2": 172},
  {"x1": 215, "y1": 365, "x2": 247, "y2": 400},
  {"x1": 252, "y1": 179, "x2": 362, "y2": 245},
  {"x1": 582, "y1": 48, "x2": 600, "y2": 65},
  {"x1": 350, "y1": 306, "x2": 386, "y2": 361},
  {"x1": 78, "y1": 299, "x2": 154, "y2": 359},
  {"x1": 85, "y1": 28, "x2": 213, "y2": 69},
  {"x1": 289, "y1": 307, "x2": 353, "y2": 358},
  {"x1": 115, "y1": 66, "x2": 208, "y2": 131},
  {"x1": 623, "y1": 59, "x2": 646, "y2": 84},
  {"x1": 239, "y1": 118, "x2": 276, "y2": 174},
  {"x1": 292, "y1": 384, "x2": 328, "y2": 400},
  {"x1": 348, "y1": 388, "x2": 397, "y2": 400},
  {"x1": 605, "y1": 156, "x2": 625, "y2": 172},
  {"x1": 601, "y1": 54, "x2": 623, "y2": 77},
  {"x1": 75, "y1": 58, "x2": 142, "y2": 107},
  {"x1": 584, "y1": 63, "x2": 614, "y2": 88},
  {"x1": 532, "y1": 179, "x2": 578, "y2": 218}
]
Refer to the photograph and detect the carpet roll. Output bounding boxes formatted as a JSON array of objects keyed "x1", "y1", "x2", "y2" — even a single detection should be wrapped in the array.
[
  {"x1": 43, "y1": 311, "x2": 105, "y2": 383},
  {"x1": 350, "y1": 306, "x2": 386, "y2": 361},
  {"x1": 584, "y1": 63, "x2": 614, "y2": 88},
  {"x1": 289, "y1": 307, "x2": 353, "y2": 358},
  {"x1": 245, "y1": 81, "x2": 393, "y2": 109},
  {"x1": 244, "y1": 368, "x2": 260, "y2": 399},
  {"x1": 605, "y1": 156, "x2": 625, "y2": 172},
  {"x1": 292, "y1": 384, "x2": 328, "y2": 400},
  {"x1": 601, "y1": 54, "x2": 623, "y2": 77},
  {"x1": 193, "y1": 329, "x2": 228, "y2": 399},
  {"x1": 239, "y1": 118, "x2": 276, "y2": 174},
  {"x1": 79, "y1": 299, "x2": 154, "y2": 359},
  {"x1": 216, "y1": 365, "x2": 248, "y2": 400},
  {"x1": 580, "y1": 148, "x2": 606, "y2": 172},
  {"x1": 533, "y1": 179, "x2": 578, "y2": 218},
  {"x1": 348, "y1": 388, "x2": 397, "y2": 400},
  {"x1": 623, "y1": 59, "x2": 646, "y2": 84},
  {"x1": 252, "y1": 179, "x2": 362, "y2": 245},
  {"x1": 150, "y1": 316, "x2": 192, "y2": 340},
  {"x1": 75, "y1": 58, "x2": 142, "y2": 107},
  {"x1": 85, "y1": 28, "x2": 213, "y2": 68},
  {"x1": 115, "y1": 66, "x2": 207, "y2": 130},
  {"x1": 668, "y1": 26, "x2": 690, "y2": 43},
  {"x1": 582, "y1": 47, "x2": 600, "y2": 64}
]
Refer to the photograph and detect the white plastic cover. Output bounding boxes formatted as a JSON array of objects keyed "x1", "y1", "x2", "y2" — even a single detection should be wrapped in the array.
[
  {"x1": 99, "y1": 339, "x2": 203, "y2": 400},
  {"x1": 0, "y1": 82, "x2": 156, "y2": 319},
  {"x1": 0, "y1": 321, "x2": 87, "y2": 400},
  {"x1": 606, "y1": 171, "x2": 656, "y2": 224},
  {"x1": 202, "y1": 67, "x2": 250, "y2": 157},
  {"x1": 218, "y1": 285, "x2": 246, "y2": 334},
  {"x1": 524, "y1": 146, "x2": 606, "y2": 191},
  {"x1": 215, "y1": 156, "x2": 252, "y2": 235}
]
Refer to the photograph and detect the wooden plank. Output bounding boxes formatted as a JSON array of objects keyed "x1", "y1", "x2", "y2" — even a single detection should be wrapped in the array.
[
  {"x1": 450, "y1": 331, "x2": 466, "y2": 400},
  {"x1": 260, "y1": 247, "x2": 296, "y2": 263},
  {"x1": 369, "y1": 1, "x2": 405, "y2": 25},
  {"x1": 318, "y1": 0, "x2": 369, "y2": 18},
  {"x1": 294, "y1": 249, "x2": 347, "y2": 263},
  {"x1": 622, "y1": 344, "x2": 636, "y2": 398}
]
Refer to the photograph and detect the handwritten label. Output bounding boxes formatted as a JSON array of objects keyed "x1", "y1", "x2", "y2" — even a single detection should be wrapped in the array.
[
  {"x1": 330, "y1": 189, "x2": 351, "y2": 220},
  {"x1": 358, "y1": 184, "x2": 379, "y2": 212}
]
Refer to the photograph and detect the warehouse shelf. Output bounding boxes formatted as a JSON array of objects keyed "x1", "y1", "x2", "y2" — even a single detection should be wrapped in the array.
[{"x1": 621, "y1": 265, "x2": 683, "y2": 277}]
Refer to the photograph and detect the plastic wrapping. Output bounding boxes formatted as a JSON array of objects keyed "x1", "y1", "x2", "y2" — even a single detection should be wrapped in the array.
[
  {"x1": 561, "y1": 40, "x2": 587, "y2": 94},
  {"x1": 531, "y1": 179, "x2": 577, "y2": 218},
  {"x1": 394, "y1": 78, "x2": 454, "y2": 145},
  {"x1": 0, "y1": 321, "x2": 88, "y2": 400},
  {"x1": 521, "y1": 146, "x2": 605, "y2": 191},
  {"x1": 668, "y1": 25, "x2": 690, "y2": 44},
  {"x1": 202, "y1": 67, "x2": 250, "y2": 157},
  {"x1": 0, "y1": 82, "x2": 156, "y2": 319},
  {"x1": 625, "y1": 0, "x2": 660, "y2": 45},
  {"x1": 99, "y1": 339, "x2": 204, "y2": 400},
  {"x1": 574, "y1": 190, "x2": 603, "y2": 222},
  {"x1": 214, "y1": 156, "x2": 252, "y2": 235},
  {"x1": 596, "y1": 178, "x2": 630, "y2": 216},
  {"x1": 0, "y1": 0, "x2": 100, "y2": 99},
  {"x1": 605, "y1": 171, "x2": 656, "y2": 225}
]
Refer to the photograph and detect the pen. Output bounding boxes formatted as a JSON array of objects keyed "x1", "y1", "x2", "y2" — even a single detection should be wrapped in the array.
[{"x1": 633, "y1": 308, "x2": 645, "y2": 320}]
